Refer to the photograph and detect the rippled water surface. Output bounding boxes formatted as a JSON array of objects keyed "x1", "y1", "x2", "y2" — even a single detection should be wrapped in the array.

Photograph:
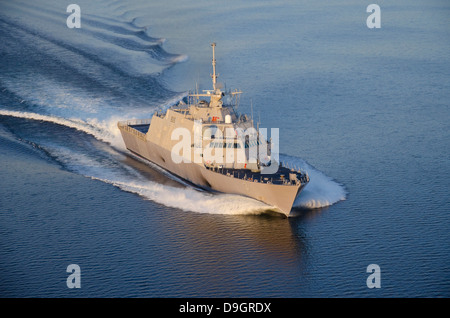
[{"x1": 0, "y1": 0, "x2": 449, "y2": 297}]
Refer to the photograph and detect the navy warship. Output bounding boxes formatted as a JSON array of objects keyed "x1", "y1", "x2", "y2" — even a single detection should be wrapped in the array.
[{"x1": 118, "y1": 43, "x2": 309, "y2": 216}]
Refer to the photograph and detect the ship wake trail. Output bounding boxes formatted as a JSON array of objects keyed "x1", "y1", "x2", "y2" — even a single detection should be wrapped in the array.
[
  {"x1": 99, "y1": 179, "x2": 274, "y2": 215},
  {"x1": 0, "y1": 0, "x2": 185, "y2": 119},
  {"x1": 0, "y1": 110, "x2": 271, "y2": 215},
  {"x1": 86, "y1": 153, "x2": 346, "y2": 216},
  {"x1": 0, "y1": 0, "x2": 345, "y2": 216},
  {"x1": 0, "y1": 110, "x2": 345, "y2": 216}
]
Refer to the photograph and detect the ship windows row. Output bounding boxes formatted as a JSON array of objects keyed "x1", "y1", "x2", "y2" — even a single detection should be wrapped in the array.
[
  {"x1": 208, "y1": 139, "x2": 262, "y2": 149},
  {"x1": 208, "y1": 141, "x2": 242, "y2": 148}
]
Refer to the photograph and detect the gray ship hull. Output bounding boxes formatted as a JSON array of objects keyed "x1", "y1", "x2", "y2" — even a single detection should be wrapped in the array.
[{"x1": 118, "y1": 124, "x2": 305, "y2": 216}]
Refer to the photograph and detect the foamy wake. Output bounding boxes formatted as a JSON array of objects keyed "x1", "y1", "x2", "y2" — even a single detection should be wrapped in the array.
[
  {"x1": 42, "y1": 143, "x2": 273, "y2": 215},
  {"x1": 98, "y1": 178, "x2": 273, "y2": 215},
  {"x1": 0, "y1": 109, "x2": 123, "y2": 147},
  {"x1": 281, "y1": 155, "x2": 347, "y2": 209},
  {"x1": 93, "y1": 162, "x2": 346, "y2": 215},
  {"x1": 0, "y1": 109, "x2": 346, "y2": 215}
]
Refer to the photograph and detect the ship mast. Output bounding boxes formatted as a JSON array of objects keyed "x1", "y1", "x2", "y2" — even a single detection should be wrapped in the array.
[
  {"x1": 187, "y1": 43, "x2": 241, "y2": 108},
  {"x1": 211, "y1": 42, "x2": 218, "y2": 91}
]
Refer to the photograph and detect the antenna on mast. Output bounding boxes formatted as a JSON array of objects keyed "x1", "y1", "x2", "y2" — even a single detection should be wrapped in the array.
[
  {"x1": 211, "y1": 42, "x2": 218, "y2": 91},
  {"x1": 195, "y1": 81, "x2": 199, "y2": 103},
  {"x1": 250, "y1": 99, "x2": 254, "y2": 126},
  {"x1": 257, "y1": 110, "x2": 261, "y2": 131}
]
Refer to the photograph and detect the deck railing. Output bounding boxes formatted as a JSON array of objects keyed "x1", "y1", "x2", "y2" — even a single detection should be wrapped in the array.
[
  {"x1": 204, "y1": 164, "x2": 309, "y2": 186},
  {"x1": 117, "y1": 120, "x2": 150, "y2": 141}
]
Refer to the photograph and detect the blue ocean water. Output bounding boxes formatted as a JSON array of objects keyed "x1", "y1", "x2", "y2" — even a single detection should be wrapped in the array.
[{"x1": 0, "y1": 0, "x2": 449, "y2": 297}]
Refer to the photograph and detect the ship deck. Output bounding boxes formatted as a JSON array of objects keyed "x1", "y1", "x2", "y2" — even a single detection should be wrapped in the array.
[
  {"x1": 130, "y1": 124, "x2": 150, "y2": 134},
  {"x1": 205, "y1": 165, "x2": 308, "y2": 186}
]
